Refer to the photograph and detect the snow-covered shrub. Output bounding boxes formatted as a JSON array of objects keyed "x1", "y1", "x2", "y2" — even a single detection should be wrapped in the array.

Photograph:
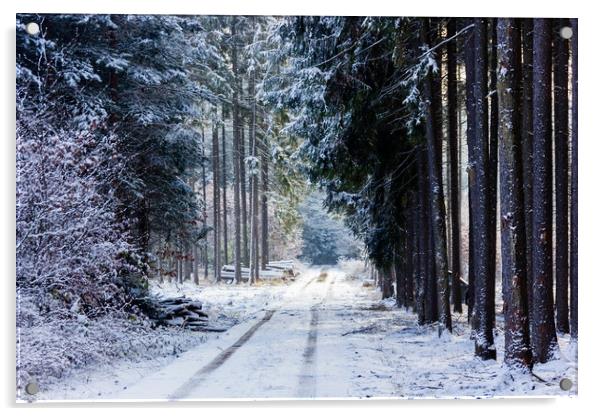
[
  {"x1": 15, "y1": 92, "x2": 145, "y2": 391},
  {"x1": 17, "y1": 296, "x2": 208, "y2": 389},
  {"x1": 15, "y1": 111, "x2": 208, "y2": 395},
  {"x1": 16, "y1": 115, "x2": 138, "y2": 308}
]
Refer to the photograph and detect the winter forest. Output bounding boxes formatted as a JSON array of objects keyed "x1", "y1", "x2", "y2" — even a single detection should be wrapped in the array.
[{"x1": 16, "y1": 15, "x2": 577, "y2": 400}]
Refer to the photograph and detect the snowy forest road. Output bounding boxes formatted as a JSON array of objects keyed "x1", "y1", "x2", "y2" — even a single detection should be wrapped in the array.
[
  {"x1": 42, "y1": 267, "x2": 576, "y2": 400},
  {"x1": 118, "y1": 268, "x2": 357, "y2": 400}
]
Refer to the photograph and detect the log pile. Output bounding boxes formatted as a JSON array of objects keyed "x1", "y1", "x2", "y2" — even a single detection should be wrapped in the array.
[
  {"x1": 267, "y1": 260, "x2": 298, "y2": 277},
  {"x1": 139, "y1": 295, "x2": 226, "y2": 332},
  {"x1": 219, "y1": 260, "x2": 299, "y2": 282}
]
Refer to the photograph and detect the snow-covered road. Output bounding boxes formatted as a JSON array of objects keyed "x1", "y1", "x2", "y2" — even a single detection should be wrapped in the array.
[
  {"x1": 117, "y1": 268, "x2": 356, "y2": 400},
  {"x1": 40, "y1": 266, "x2": 577, "y2": 401}
]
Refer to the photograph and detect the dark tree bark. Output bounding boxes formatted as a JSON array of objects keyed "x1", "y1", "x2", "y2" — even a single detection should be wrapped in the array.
[
  {"x1": 231, "y1": 17, "x2": 242, "y2": 283},
  {"x1": 240, "y1": 118, "x2": 249, "y2": 266},
  {"x1": 415, "y1": 148, "x2": 428, "y2": 325},
  {"x1": 405, "y1": 212, "x2": 415, "y2": 309},
  {"x1": 471, "y1": 18, "x2": 496, "y2": 360},
  {"x1": 570, "y1": 18, "x2": 578, "y2": 340},
  {"x1": 193, "y1": 187, "x2": 199, "y2": 283},
  {"x1": 489, "y1": 18, "x2": 499, "y2": 315},
  {"x1": 421, "y1": 19, "x2": 452, "y2": 334},
  {"x1": 381, "y1": 266, "x2": 395, "y2": 299},
  {"x1": 395, "y1": 241, "x2": 406, "y2": 308},
  {"x1": 249, "y1": 39, "x2": 260, "y2": 284},
  {"x1": 426, "y1": 209, "x2": 438, "y2": 323},
  {"x1": 520, "y1": 18, "x2": 534, "y2": 329},
  {"x1": 447, "y1": 18, "x2": 462, "y2": 313},
  {"x1": 553, "y1": 18, "x2": 570, "y2": 334},
  {"x1": 531, "y1": 18, "x2": 558, "y2": 363},
  {"x1": 260, "y1": 126, "x2": 270, "y2": 269},
  {"x1": 202, "y1": 129, "x2": 209, "y2": 280},
  {"x1": 211, "y1": 117, "x2": 222, "y2": 282},
  {"x1": 497, "y1": 18, "x2": 533, "y2": 370},
  {"x1": 198, "y1": 128, "x2": 208, "y2": 283},
  {"x1": 221, "y1": 106, "x2": 229, "y2": 267},
  {"x1": 464, "y1": 23, "x2": 476, "y2": 319},
  {"x1": 410, "y1": 199, "x2": 419, "y2": 313}
]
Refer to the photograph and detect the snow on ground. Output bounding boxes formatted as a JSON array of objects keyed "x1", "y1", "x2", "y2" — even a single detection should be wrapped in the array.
[
  {"x1": 35, "y1": 265, "x2": 577, "y2": 401},
  {"x1": 34, "y1": 272, "x2": 299, "y2": 401},
  {"x1": 149, "y1": 273, "x2": 296, "y2": 326},
  {"x1": 335, "y1": 287, "x2": 578, "y2": 398}
]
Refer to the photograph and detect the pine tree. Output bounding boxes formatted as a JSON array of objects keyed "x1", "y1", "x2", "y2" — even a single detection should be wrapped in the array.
[
  {"x1": 416, "y1": 147, "x2": 429, "y2": 325},
  {"x1": 260, "y1": 124, "x2": 270, "y2": 269},
  {"x1": 471, "y1": 18, "x2": 496, "y2": 360},
  {"x1": 447, "y1": 18, "x2": 462, "y2": 314},
  {"x1": 421, "y1": 19, "x2": 452, "y2": 334},
  {"x1": 463, "y1": 22, "x2": 476, "y2": 319},
  {"x1": 248, "y1": 17, "x2": 260, "y2": 283},
  {"x1": 520, "y1": 18, "x2": 535, "y2": 328},
  {"x1": 489, "y1": 18, "x2": 499, "y2": 302},
  {"x1": 531, "y1": 18, "x2": 558, "y2": 363},
  {"x1": 231, "y1": 16, "x2": 243, "y2": 283},
  {"x1": 497, "y1": 18, "x2": 533, "y2": 370},
  {"x1": 222, "y1": 106, "x2": 229, "y2": 266},
  {"x1": 553, "y1": 18, "x2": 570, "y2": 334},
  {"x1": 240, "y1": 108, "x2": 249, "y2": 267},
  {"x1": 569, "y1": 18, "x2": 578, "y2": 340},
  {"x1": 212, "y1": 115, "x2": 222, "y2": 282}
]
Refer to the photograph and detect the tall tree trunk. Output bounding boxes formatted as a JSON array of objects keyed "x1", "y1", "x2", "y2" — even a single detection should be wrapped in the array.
[
  {"x1": 193, "y1": 244, "x2": 199, "y2": 284},
  {"x1": 471, "y1": 18, "x2": 496, "y2": 360},
  {"x1": 260, "y1": 125, "x2": 269, "y2": 269},
  {"x1": 531, "y1": 18, "x2": 558, "y2": 363},
  {"x1": 569, "y1": 18, "x2": 578, "y2": 340},
  {"x1": 421, "y1": 19, "x2": 452, "y2": 334},
  {"x1": 553, "y1": 18, "x2": 570, "y2": 334},
  {"x1": 416, "y1": 149, "x2": 428, "y2": 325},
  {"x1": 497, "y1": 18, "x2": 533, "y2": 370},
  {"x1": 395, "y1": 239, "x2": 407, "y2": 308},
  {"x1": 240, "y1": 117, "x2": 249, "y2": 266},
  {"x1": 212, "y1": 117, "x2": 222, "y2": 282},
  {"x1": 410, "y1": 201, "x2": 419, "y2": 313},
  {"x1": 405, "y1": 208, "x2": 415, "y2": 309},
  {"x1": 202, "y1": 127, "x2": 209, "y2": 280},
  {"x1": 426, "y1": 208, "x2": 438, "y2": 323},
  {"x1": 489, "y1": 18, "x2": 499, "y2": 311},
  {"x1": 382, "y1": 266, "x2": 395, "y2": 299},
  {"x1": 221, "y1": 106, "x2": 229, "y2": 267},
  {"x1": 231, "y1": 17, "x2": 242, "y2": 283},
  {"x1": 249, "y1": 37, "x2": 260, "y2": 285},
  {"x1": 447, "y1": 18, "x2": 462, "y2": 313},
  {"x1": 177, "y1": 241, "x2": 183, "y2": 284},
  {"x1": 195, "y1": 127, "x2": 205, "y2": 285},
  {"x1": 520, "y1": 18, "x2": 535, "y2": 329},
  {"x1": 464, "y1": 23, "x2": 476, "y2": 319}
]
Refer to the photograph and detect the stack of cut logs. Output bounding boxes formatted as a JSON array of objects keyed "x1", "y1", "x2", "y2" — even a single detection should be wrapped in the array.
[
  {"x1": 143, "y1": 296, "x2": 226, "y2": 332},
  {"x1": 220, "y1": 260, "x2": 298, "y2": 282}
]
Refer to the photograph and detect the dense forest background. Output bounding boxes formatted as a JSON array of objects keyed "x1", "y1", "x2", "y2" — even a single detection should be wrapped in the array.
[{"x1": 16, "y1": 15, "x2": 577, "y2": 387}]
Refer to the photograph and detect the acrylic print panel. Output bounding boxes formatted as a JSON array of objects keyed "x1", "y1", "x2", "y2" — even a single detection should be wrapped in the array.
[{"x1": 15, "y1": 14, "x2": 578, "y2": 401}]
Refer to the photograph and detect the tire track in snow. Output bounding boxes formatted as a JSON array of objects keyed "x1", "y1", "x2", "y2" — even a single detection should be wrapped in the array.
[
  {"x1": 168, "y1": 309, "x2": 276, "y2": 400},
  {"x1": 168, "y1": 272, "x2": 317, "y2": 400},
  {"x1": 297, "y1": 273, "x2": 336, "y2": 397}
]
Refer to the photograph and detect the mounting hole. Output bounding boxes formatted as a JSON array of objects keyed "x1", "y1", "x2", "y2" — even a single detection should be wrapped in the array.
[
  {"x1": 559, "y1": 378, "x2": 573, "y2": 391},
  {"x1": 25, "y1": 382, "x2": 39, "y2": 395},
  {"x1": 25, "y1": 22, "x2": 40, "y2": 36},
  {"x1": 559, "y1": 26, "x2": 573, "y2": 40}
]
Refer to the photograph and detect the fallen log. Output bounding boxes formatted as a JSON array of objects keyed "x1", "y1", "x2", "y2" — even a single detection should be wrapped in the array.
[
  {"x1": 222, "y1": 265, "x2": 284, "y2": 278},
  {"x1": 137, "y1": 295, "x2": 216, "y2": 331},
  {"x1": 266, "y1": 260, "x2": 299, "y2": 276},
  {"x1": 219, "y1": 271, "x2": 249, "y2": 282}
]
